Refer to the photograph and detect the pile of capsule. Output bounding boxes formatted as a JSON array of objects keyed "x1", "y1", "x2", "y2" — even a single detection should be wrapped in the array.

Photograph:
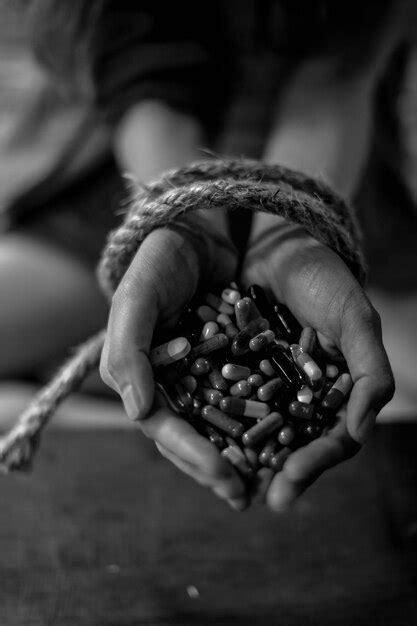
[{"x1": 149, "y1": 284, "x2": 353, "y2": 481}]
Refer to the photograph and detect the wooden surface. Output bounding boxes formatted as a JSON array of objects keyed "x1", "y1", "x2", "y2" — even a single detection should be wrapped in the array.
[{"x1": 1, "y1": 418, "x2": 417, "y2": 626}]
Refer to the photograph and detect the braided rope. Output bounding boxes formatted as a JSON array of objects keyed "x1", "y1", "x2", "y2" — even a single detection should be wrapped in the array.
[{"x1": 0, "y1": 158, "x2": 366, "y2": 472}]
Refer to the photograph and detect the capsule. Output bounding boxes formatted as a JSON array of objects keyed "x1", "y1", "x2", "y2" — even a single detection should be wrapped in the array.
[
  {"x1": 326, "y1": 364, "x2": 339, "y2": 379},
  {"x1": 322, "y1": 373, "x2": 353, "y2": 411},
  {"x1": 216, "y1": 313, "x2": 239, "y2": 339},
  {"x1": 150, "y1": 337, "x2": 191, "y2": 367},
  {"x1": 297, "y1": 385, "x2": 314, "y2": 404},
  {"x1": 230, "y1": 380, "x2": 252, "y2": 397},
  {"x1": 156, "y1": 368, "x2": 193, "y2": 414},
  {"x1": 246, "y1": 284, "x2": 274, "y2": 319},
  {"x1": 273, "y1": 303, "x2": 301, "y2": 340},
  {"x1": 243, "y1": 446, "x2": 260, "y2": 470},
  {"x1": 231, "y1": 318, "x2": 270, "y2": 356},
  {"x1": 259, "y1": 359, "x2": 275, "y2": 377},
  {"x1": 257, "y1": 378, "x2": 284, "y2": 402},
  {"x1": 200, "y1": 321, "x2": 219, "y2": 341},
  {"x1": 299, "y1": 422, "x2": 322, "y2": 441},
  {"x1": 205, "y1": 292, "x2": 234, "y2": 315},
  {"x1": 242, "y1": 412, "x2": 283, "y2": 447},
  {"x1": 235, "y1": 297, "x2": 262, "y2": 330},
  {"x1": 277, "y1": 424, "x2": 296, "y2": 446},
  {"x1": 247, "y1": 373, "x2": 264, "y2": 387},
  {"x1": 190, "y1": 333, "x2": 229, "y2": 358},
  {"x1": 289, "y1": 400, "x2": 315, "y2": 420},
  {"x1": 201, "y1": 405, "x2": 245, "y2": 438},
  {"x1": 221, "y1": 446, "x2": 254, "y2": 476},
  {"x1": 290, "y1": 344, "x2": 323, "y2": 387},
  {"x1": 203, "y1": 425, "x2": 226, "y2": 450},
  {"x1": 221, "y1": 363, "x2": 251, "y2": 381},
  {"x1": 269, "y1": 447, "x2": 292, "y2": 472},
  {"x1": 269, "y1": 343, "x2": 304, "y2": 388},
  {"x1": 181, "y1": 375, "x2": 197, "y2": 393},
  {"x1": 190, "y1": 357, "x2": 211, "y2": 376},
  {"x1": 201, "y1": 388, "x2": 223, "y2": 406},
  {"x1": 221, "y1": 288, "x2": 241, "y2": 305},
  {"x1": 249, "y1": 329, "x2": 275, "y2": 352},
  {"x1": 299, "y1": 327, "x2": 317, "y2": 355},
  {"x1": 220, "y1": 397, "x2": 270, "y2": 418},
  {"x1": 192, "y1": 397, "x2": 203, "y2": 417},
  {"x1": 208, "y1": 366, "x2": 229, "y2": 393},
  {"x1": 259, "y1": 438, "x2": 279, "y2": 467}
]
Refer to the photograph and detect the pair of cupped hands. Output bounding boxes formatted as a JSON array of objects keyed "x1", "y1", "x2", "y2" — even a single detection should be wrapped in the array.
[{"x1": 99, "y1": 212, "x2": 394, "y2": 512}]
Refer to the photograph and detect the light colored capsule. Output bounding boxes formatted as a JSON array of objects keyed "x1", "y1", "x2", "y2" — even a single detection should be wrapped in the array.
[
  {"x1": 291, "y1": 344, "x2": 322, "y2": 383},
  {"x1": 326, "y1": 364, "x2": 339, "y2": 379},
  {"x1": 297, "y1": 385, "x2": 313, "y2": 404},
  {"x1": 247, "y1": 373, "x2": 264, "y2": 387},
  {"x1": 190, "y1": 333, "x2": 229, "y2": 358},
  {"x1": 181, "y1": 375, "x2": 197, "y2": 393},
  {"x1": 299, "y1": 327, "x2": 317, "y2": 354},
  {"x1": 196, "y1": 305, "x2": 218, "y2": 323},
  {"x1": 249, "y1": 329, "x2": 275, "y2": 352},
  {"x1": 200, "y1": 321, "x2": 219, "y2": 341},
  {"x1": 259, "y1": 359, "x2": 275, "y2": 377},
  {"x1": 242, "y1": 412, "x2": 283, "y2": 447},
  {"x1": 230, "y1": 380, "x2": 252, "y2": 397},
  {"x1": 221, "y1": 288, "x2": 241, "y2": 305},
  {"x1": 150, "y1": 337, "x2": 191, "y2": 367},
  {"x1": 221, "y1": 446, "x2": 253, "y2": 476},
  {"x1": 205, "y1": 292, "x2": 234, "y2": 315},
  {"x1": 275, "y1": 339, "x2": 290, "y2": 349},
  {"x1": 201, "y1": 405, "x2": 245, "y2": 438},
  {"x1": 220, "y1": 397, "x2": 269, "y2": 418},
  {"x1": 234, "y1": 297, "x2": 262, "y2": 330},
  {"x1": 216, "y1": 313, "x2": 239, "y2": 339},
  {"x1": 221, "y1": 363, "x2": 251, "y2": 381},
  {"x1": 322, "y1": 373, "x2": 353, "y2": 411},
  {"x1": 257, "y1": 377, "x2": 283, "y2": 402}
]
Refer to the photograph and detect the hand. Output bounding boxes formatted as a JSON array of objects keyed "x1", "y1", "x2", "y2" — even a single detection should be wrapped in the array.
[
  {"x1": 99, "y1": 224, "x2": 249, "y2": 511},
  {"x1": 242, "y1": 218, "x2": 395, "y2": 512}
]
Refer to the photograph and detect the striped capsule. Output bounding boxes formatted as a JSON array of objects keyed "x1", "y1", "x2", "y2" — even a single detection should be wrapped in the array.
[
  {"x1": 246, "y1": 284, "x2": 274, "y2": 319},
  {"x1": 221, "y1": 288, "x2": 241, "y2": 305},
  {"x1": 190, "y1": 357, "x2": 211, "y2": 376},
  {"x1": 220, "y1": 397, "x2": 270, "y2": 418},
  {"x1": 297, "y1": 385, "x2": 314, "y2": 404},
  {"x1": 231, "y1": 318, "x2": 270, "y2": 356},
  {"x1": 201, "y1": 405, "x2": 245, "y2": 438},
  {"x1": 150, "y1": 337, "x2": 191, "y2": 367},
  {"x1": 242, "y1": 412, "x2": 284, "y2": 447},
  {"x1": 201, "y1": 388, "x2": 223, "y2": 406},
  {"x1": 249, "y1": 329, "x2": 275, "y2": 352},
  {"x1": 200, "y1": 321, "x2": 219, "y2": 341},
  {"x1": 216, "y1": 313, "x2": 239, "y2": 339},
  {"x1": 270, "y1": 343, "x2": 304, "y2": 388},
  {"x1": 230, "y1": 380, "x2": 252, "y2": 397},
  {"x1": 247, "y1": 373, "x2": 264, "y2": 387},
  {"x1": 289, "y1": 400, "x2": 315, "y2": 420},
  {"x1": 290, "y1": 344, "x2": 323, "y2": 387},
  {"x1": 322, "y1": 373, "x2": 353, "y2": 411},
  {"x1": 259, "y1": 359, "x2": 275, "y2": 377},
  {"x1": 222, "y1": 363, "x2": 251, "y2": 381},
  {"x1": 205, "y1": 292, "x2": 234, "y2": 315},
  {"x1": 221, "y1": 446, "x2": 254, "y2": 476},
  {"x1": 196, "y1": 305, "x2": 218, "y2": 323},
  {"x1": 270, "y1": 447, "x2": 292, "y2": 472},
  {"x1": 190, "y1": 333, "x2": 229, "y2": 358},
  {"x1": 277, "y1": 424, "x2": 296, "y2": 446},
  {"x1": 299, "y1": 327, "x2": 317, "y2": 355},
  {"x1": 326, "y1": 364, "x2": 339, "y2": 379},
  {"x1": 257, "y1": 377, "x2": 284, "y2": 402},
  {"x1": 235, "y1": 297, "x2": 262, "y2": 330},
  {"x1": 259, "y1": 437, "x2": 279, "y2": 467},
  {"x1": 208, "y1": 366, "x2": 229, "y2": 392}
]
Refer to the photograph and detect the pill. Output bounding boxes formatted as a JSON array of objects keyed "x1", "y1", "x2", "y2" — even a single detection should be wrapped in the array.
[
  {"x1": 216, "y1": 313, "x2": 239, "y2": 338},
  {"x1": 242, "y1": 412, "x2": 283, "y2": 447},
  {"x1": 322, "y1": 373, "x2": 353, "y2": 410},
  {"x1": 288, "y1": 400, "x2": 315, "y2": 420},
  {"x1": 257, "y1": 378, "x2": 284, "y2": 402},
  {"x1": 290, "y1": 344, "x2": 323, "y2": 386},
  {"x1": 205, "y1": 293, "x2": 234, "y2": 315},
  {"x1": 156, "y1": 368, "x2": 193, "y2": 414},
  {"x1": 326, "y1": 364, "x2": 339, "y2": 379},
  {"x1": 246, "y1": 284, "x2": 274, "y2": 319},
  {"x1": 299, "y1": 422, "x2": 322, "y2": 441},
  {"x1": 190, "y1": 358, "x2": 211, "y2": 376},
  {"x1": 231, "y1": 318, "x2": 270, "y2": 356},
  {"x1": 201, "y1": 405, "x2": 245, "y2": 438},
  {"x1": 222, "y1": 363, "x2": 251, "y2": 381},
  {"x1": 235, "y1": 297, "x2": 262, "y2": 330},
  {"x1": 208, "y1": 366, "x2": 229, "y2": 392},
  {"x1": 277, "y1": 424, "x2": 296, "y2": 446},
  {"x1": 259, "y1": 359, "x2": 275, "y2": 377},
  {"x1": 201, "y1": 388, "x2": 223, "y2": 406},
  {"x1": 299, "y1": 327, "x2": 317, "y2": 354},
  {"x1": 275, "y1": 338, "x2": 290, "y2": 349},
  {"x1": 190, "y1": 333, "x2": 229, "y2": 358},
  {"x1": 203, "y1": 425, "x2": 226, "y2": 450},
  {"x1": 150, "y1": 337, "x2": 191, "y2": 367},
  {"x1": 273, "y1": 303, "x2": 301, "y2": 340},
  {"x1": 269, "y1": 343, "x2": 304, "y2": 388},
  {"x1": 314, "y1": 408, "x2": 334, "y2": 425},
  {"x1": 269, "y1": 447, "x2": 292, "y2": 472},
  {"x1": 259, "y1": 438, "x2": 279, "y2": 467},
  {"x1": 243, "y1": 446, "x2": 260, "y2": 470},
  {"x1": 230, "y1": 380, "x2": 252, "y2": 397},
  {"x1": 297, "y1": 385, "x2": 314, "y2": 404},
  {"x1": 221, "y1": 446, "x2": 254, "y2": 476},
  {"x1": 247, "y1": 373, "x2": 264, "y2": 387},
  {"x1": 249, "y1": 329, "x2": 275, "y2": 352},
  {"x1": 220, "y1": 397, "x2": 270, "y2": 418},
  {"x1": 181, "y1": 375, "x2": 197, "y2": 393},
  {"x1": 221, "y1": 288, "x2": 241, "y2": 305},
  {"x1": 200, "y1": 321, "x2": 219, "y2": 341},
  {"x1": 192, "y1": 398, "x2": 203, "y2": 417},
  {"x1": 196, "y1": 305, "x2": 218, "y2": 323}
]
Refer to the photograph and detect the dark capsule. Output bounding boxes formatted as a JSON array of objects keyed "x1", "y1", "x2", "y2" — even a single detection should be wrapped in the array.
[
  {"x1": 190, "y1": 357, "x2": 211, "y2": 376},
  {"x1": 242, "y1": 412, "x2": 283, "y2": 447},
  {"x1": 208, "y1": 366, "x2": 229, "y2": 393},
  {"x1": 201, "y1": 388, "x2": 223, "y2": 406},
  {"x1": 155, "y1": 368, "x2": 193, "y2": 414},
  {"x1": 322, "y1": 373, "x2": 353, "y2": 411},
  {"x1": 289, "y1": 400, "x2": 315, "y2": 420},
  {"x1": 269, "y1": 447, "x2": 292, "y2": 472},
  {"x1": 259, "y1": 437, "x2": 279, "y2": 467},
  {"x1": 269, "y1": 343, "x2": 305, "y2": 389},
  {"x1": 203, "y1": 425, "x2": 227, "y2": 450},
  {"x1": 201, "y1": 405, "x2": 245, "y2": 438},
  {"x1": 277, "y1": 424, "x2": 296, "y2": 446},
  {"x1": 246, "y1": 284, "x2": 274, "y2": 319},
  {"x1": 231, "y1": 318, "x2": 270, "y2": 356},
  {"x1": 298, "y1": 422, "x2": 323, "y2": 442},
  {"x1": 273, "y1": 303, "x2": 302, "y2": 341}
]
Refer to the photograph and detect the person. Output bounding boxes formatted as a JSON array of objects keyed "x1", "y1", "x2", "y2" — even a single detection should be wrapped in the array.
[{"x1": 2, "y1": 0, "x2": 412, "y2": 511}]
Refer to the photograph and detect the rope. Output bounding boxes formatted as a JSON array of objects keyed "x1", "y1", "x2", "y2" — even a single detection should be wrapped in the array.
[{"x1": 0, "y1": 158, "x2": 366, "y2": 472}]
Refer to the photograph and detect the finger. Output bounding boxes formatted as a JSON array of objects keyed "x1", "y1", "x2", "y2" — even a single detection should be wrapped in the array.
[{"x1": 266, "y1": 419, "x2": 359, "y2": 512}]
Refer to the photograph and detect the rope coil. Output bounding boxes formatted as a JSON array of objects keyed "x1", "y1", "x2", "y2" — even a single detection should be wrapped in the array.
[{"x1": 0, "y1": 158, "x2": 366, "y2": 472}]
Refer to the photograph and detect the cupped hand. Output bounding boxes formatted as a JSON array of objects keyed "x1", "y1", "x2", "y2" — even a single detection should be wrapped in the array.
[
  {"x1": 99, "y1": 225, "x2": 248, "y2": 510},
  {"x1": 242, "y1": 220, "x2": 395, "y2": 512}
]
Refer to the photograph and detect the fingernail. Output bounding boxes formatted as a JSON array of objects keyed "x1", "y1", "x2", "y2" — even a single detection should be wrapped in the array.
[
  {"x1": 356, "y1": 410, "x2": 376, "y2": 444},
  {"x1": 121, "y1": 384, "x2": 141, "y2": 421}
]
